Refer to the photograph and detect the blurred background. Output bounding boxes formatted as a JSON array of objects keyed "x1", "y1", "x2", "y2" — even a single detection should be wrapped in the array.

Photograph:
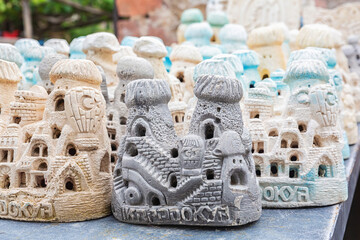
[{"x1": 0, "y1": 0, "x2": 359, "y2": 45}]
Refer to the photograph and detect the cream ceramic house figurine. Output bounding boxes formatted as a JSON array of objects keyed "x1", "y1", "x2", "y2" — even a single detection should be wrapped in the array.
[
  {"x1": 112, "y1": 74, "x2": 261, "y2": 226},
  {"x1": 207, "y1": 11, "x2": 229, "y2": 43},
  {"x1": 219, "y1": 24, "x2": 248, "y2": 53},
  {"x1": 69, "y1": 36, "x2": 86, "y2": 59},
  {"x1": 83, "y1": 32, "x2": 121, "y2": 100},
  {"x1": 177, "y1": 8, "x2": 204, "y2": 44},
  {"x1": 0, "y1": 59, "x2": 112, "y2": 222},
  {"x1": 242, "y1": 57, "x2": 348, "y2": 207},
  {"x1": 247, "y1": 25, "x2": 286, "y2": 80},
  {"x1": 44, "y1": 39, "x2": 70, "y2": 57}
]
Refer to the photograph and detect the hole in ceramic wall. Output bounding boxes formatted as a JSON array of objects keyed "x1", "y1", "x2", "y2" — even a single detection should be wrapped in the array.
[
  {"x1": 38, "y1": 162, "x2": 48, "y2": 171},
  {"x1": 258, "y1": 142, "x2": 264, "y2": 153},
  {"x1": 66, "y1": 144, "x2": 77, "y2": 156},
  {"x1": 204, "y1": 123, "x2": 214, "y2": 140},
  {"x1": 298, "y1": 123, "x2": 307, "y2": 133},
  {"x1": 135, "y1": 124, "x2": 146, "y2": 137},
  {"x1": 19, "y1": 172, "x2": 26, "y2": 187},
  {"x1": 270, "y1": 163, "x2": 278, "y2": 177},
  {"x1": 35, "y1": 175, "x2": 47, "y2": 188},
  {"x1": 120, "y1": 117, "x2": 127, "y2": 125},
  {"x1": 217, "y1": 107, "x2": 221, "y2": 112},
  {"x1": 255, "y1": 165, "x2": 261, "y2": 177},
  {"x1": 126, "y1": 143, "x2": 138, "y2": 157},
  {"x1": 1, "y1": 150, "x2": 7, "y2": 162},
  {"x1": 111, "y1": 143, "x2": 117, "y2": 151},
  {"x1": 55, "y1": 98, "x2": 65, "y2": 111},
  {"x1": 3, "y1": 175, "x2": 10, "y2": 189},
  {"x1": 289, "y1": 167, "x2": 298, "y2": 178},
  {"x1": 108, "y1": 114, "x2": 113, "y2": 121},
  {"x1": 290, "y1": 141, "x2": 298, "y2": 148},
  {"x1": 290, "y1": 155, "x2": 298, "y2": 161},
  {"x1": 13, "y1": 116, "x2": 21, "y2": 124},
  {"x1": 176, "y1": 72, "x2": 184, "y2": 83},
  {"x1": 281, "y1": 140, "x2": 287, "y2": 148},
  {"x1": 269, "y1": 130, "x2": 278, "y2": 137},
  {"x1": 169, "y1": 174, "x2": 177, "y2": 188},
  {"x1": 43, "y1": 147, "x2": 48, "y2": 157},
  {"x1": 313, "y1": 135, "x2": 322, "y2": 147},
  {"x1": 262, "y1": 74, "x2": 269, "y2": 80},
  {"x1": 151, "y1": 196, "x2": 160, "y2": 206},
  {"x1": 175, "y1": 115, "x2": 179, "y2": 123},
  {"x1": 318, "y1": 165, "x2": 327, "y2": 177},
  {"x1": 250, "y1": 111, "x2": 260, "y2": 119},
  {"x1": 65, "y1": 178, "x2": 75, "y2": 191},
  {"x1": 170, "y1": 148, "x2": 178, "y2": 158},
  {"x1": 206, "y1": 169, "x2": 215, "y2": 180},
  {"x1": 32, "y1": 146, "x2": 40, "y2": 156},
  {"x1": 52, "y1": 126, "x2": 61, "y2": 139}
]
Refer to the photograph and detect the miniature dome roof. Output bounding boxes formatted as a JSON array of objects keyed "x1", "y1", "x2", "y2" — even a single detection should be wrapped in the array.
[
  {"x1": 199, "y1": 45, "x2": 222, "y2": 59},
  {"x1": 70, "y1": 36, "x2": 86, "y2": 52},
  {"x1": 14, "y1": 38, "x2": 40, "y2": 55},
  {"x1": 125, "y1": 79, "x2": 171, "y2": 107},
  {"x1": 194, "y1": 74, "x2": 242, "y2": 103},
  {"x1": 113, "y1": 46, "x2": 136, "y2": 63},
  {"x1": 0, "y1": 43, "x2": 23, "y2": 67},
  {"x1": 83, "y1": 32, "x2": 121, "y2": 53},
  {"x1": 287, "y1": 49, "x2": 326, "y2": 67},
  {"x1": 247, "y1": 25, "x2": 285, "y2": 48},
  {"x1": 39, "y1": 54, "x2": 67, "y2": 81},
  {"x1": 283, "y1": 59, "x2": 329, "y2": 84},
  {"x1": 23, "y1": 46, "x2": 43, "y2": 61},
  {"x1": 193, "y1": 59, "x2": 236, "y2": 82},
  {"x1": 232, "y1": 50, "x2": 260, "y2": 68},
  {"x1": 44, "y1": 38, "x2": 70, "y2": 55},
  {"x1": 50, "y1": 59, "x2": 102, "y2": 85},
  {"x1": 270, "y1": 69, "x2": 285, "y2": 81},
  {"x1": 133, "y1": 36, "x2": 167, "y2": 58},
  {"x1": 212, "y1": 54, "x2": 244, "y2": 75},
  {"x1": 307, "y1": 47, "x2": 337, "y2": 69},
  {"x1": 121, "y1": 36, "x2": 139, "y2": 47},
  {"x1": 0, "y1": 60, "x2": 22, "y2": 84},
  {"x1": 181, "y1": 8, "x2": 204, "y2": 24},
  {"x1": 170, "y1": 45, "x2": 202, "y2": 63},
  {"x1": 219, "y1": 24, "x2": 247, "y2": 43},
  {"x1": 256, "y1": 78, "x2": 277, "y2": 92},
  {"x1": 296, "y1": 24, "x2": 343, "y2": 49},
  {"x1": 348, "y1": 35, "x2": 359, "y2": 45},
  {"x1": 207, "y1": 11, "x2": 229, "y2": 27},
  {"x1": 116, "y1": 56, "x2": 154, "y2": 80},
  {"x1": 184, "y1": 22, "x2": 213, "y2": 41}
]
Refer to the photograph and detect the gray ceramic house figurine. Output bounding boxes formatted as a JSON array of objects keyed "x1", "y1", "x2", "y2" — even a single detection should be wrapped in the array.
[{"x1": 112, "y1": 74, "x2": 262, "y2": 226}]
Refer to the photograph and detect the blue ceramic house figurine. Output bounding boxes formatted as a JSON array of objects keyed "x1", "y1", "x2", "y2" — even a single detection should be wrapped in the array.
[
  {"x1": 121, "y1": 36, "x2": 139, "y2": 47},
  {"x1": 219, "y1": 24, "x2": 248, "y2": 53},
  {"x1": 207, "y1": 11, "x2": 229, "y2": 43},
  {"x1": 233, "y1": 50, "x2": 261, "y2": 90},
  {"x1": 185, "y1": 22, "x2": 213, "y2": 47},
  {"x1": 177, "y1": 8, "x2": 204, "y2": 44},
  {"x1": 199, "y1": 45, "x2": 222, "y2": 60},
  {"x1": 70, "y1": 36, "x2": 86, "y2": 59},
  {"x1": 15, "y1": 38, "x2": 40, "y2": 57}
]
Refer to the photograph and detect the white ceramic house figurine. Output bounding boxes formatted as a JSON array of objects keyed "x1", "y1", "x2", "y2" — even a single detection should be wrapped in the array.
[
  {"x1": 0, "y1": 59, "x2": 112, "y2": 222},
  {"x1": 177, "y1": 8, "x2": 204, "y2": 44},
  {"x1": 184, "y1": 22, "x2": 214, "y2": 47},
  {"x1": 69, "y1": 36, "x2": 86, "y2": 59},
  {"x1": 44, "y1": 38, "x2": 70, "y2": 57},
  {"x1": 0, "y1": 60, "x2": 22, "y2": 135},
  {"x1": 112, "y1": 74, "x2": 262, "y2": 226},
  {"x1": 38, "y1": 54, "x2": 67, "y2": 94},
  {"x1": 207, "y1": 11, "x2": 229, "y2": 43},
  {"x1": 219, "y1": 24, "x2": 248, "y2": 53},
  {"x1": 247, "y1": 25, "x2": 286, "y2": 80},
  {"x1": 83, "y1": 32, "x2": 121, "y2": 100}
]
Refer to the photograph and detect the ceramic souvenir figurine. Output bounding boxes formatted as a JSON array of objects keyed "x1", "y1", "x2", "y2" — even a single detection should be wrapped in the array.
[
  {"x1": 83, "y1": 32, "x2": 121, "y2": 99},
  {"x1": 106, "y1": 56, "x2": 154, "y2": 170},
  {"x1": 207, "y1": 11, "x2": 229, "y2": 43},
  {"x1": 269, "y1": 69, "x2": 290, "y2": 116},
  {"x1": 0, "y1": 60, "x2": 22, "y2": 135},
  {"x1": 219, "y1": 24, "x2": 248, "y2": 53},
  {"x1": 177, "y1": 8, "x2": 204, "y2": 44},
  {"x1": 112, "y1": 46, "x2": 136, "y2": 64},
  {"x1": 170, "y1": 45, "x2": 202, "y2": 102},
  {"x1": 14, "y1": 38, "x2": 40, "y2": 57},
  {"x1": 184, "y1": 22, "x2": 213, "y2": 47},
  {"x1": 112, "y1": 74, "x2": 262, "y2": 226},
  {"x1": 0, "y1": 59, "x2": 112, "y2": 222},
  {"x1": 38, "y1": 54, "x2": 67, "y2": 94},
  {"x1": 199, "y1": 45, "x2": 222, "y2": 60},
  {"x1": 0, "y1": 43, "x2": 23, "y2": 68},
  {"x1": 233, "y1": 50, "x2": 261, "y2": 90},
  {"x1": 296, "y1": 24, "x2": 358, "y2": 145},
  {"x1": 44, "y1": 38, "x2": 70, "y2": 57},
  {"x1": 69, "y1": 36, "x2": 86, "y2": 59},
  {"x1": 20, "y1": 46, "x2": 43, "y2": 89},
  {"x1": 247, "y1": 25, "x2": 286, "y2": 80}
]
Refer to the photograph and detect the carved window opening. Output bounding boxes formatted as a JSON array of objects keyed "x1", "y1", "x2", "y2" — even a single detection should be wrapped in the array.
[
  {"x1": 120, "y1": 93, "x2": 125, "y2": 103},
  {"x1": 111, "y1": 154, "x2": 117, "y2": 163},
  {"x1": 100, "y1": 152, "x2": 110, "y2": 173},
  {"x1": 217, "y1": 107, "x2": 221, "y2": 112},
  {"x1": 135, "y1": 124, "x2": 146, "y2": 137},
  {"x1": 31, "y1": 143, "x2": 48, "y2": 157},
  {"x1": 126, "y1": 143, "x2": 138, "y2": 157},
  {"x1": 290, "y1": 141, "x2": 298, "y2": 148},
  {"x1": 318, "y1": 165, "x2": 327, "y2": 177},
  {"x1": 32, "y1": 146, "x2": 40, "y2": 156},
  {"x1": 230, "y1": 169, "x2": 246, "y2": 185},
  {"x1": 269, "y1": 130, "x2": 278, "y2": 137},
  {"x1": 204, "y1": 123, "x2": 214, "y2": 140},
  {"x1": 52, "y1": 126, "x2": 61, "y2": 139},
  {"x1": 120, "y1": 117, "x2": 127, "y2": 125},
  {"x1": 258, "y1": 142, "x2": 264, "y2": 153},
  {"x1": 169, "y1": 173, "x2": 177, "y2": 188},
  {"x1": 151, "y1": 196, "x2": 160, "y2": 206},
  {"x1": 176, "y1": 72, "x2": 184, "y2": 83},
  {"x1": 19, "y1": 172, "x2": 26, "y2": 187},
  {"x1": 35, "y1": 175, "x2": 46, "y2": 188},
  {"x1": 1, "y1": 150, "x2": 8, "y2": 162},
  {"x1": 38, "y1": 162, "x2": 48, "y2": 171},
  {"x1": 270, "y1": 163, "x2": 278, "y2": 177},
  {"x1": 281, "y1": 139, "x2": 287, "y2": 148},
  {"x1": 55, "y1": 97, "x2": 65, "y2": 111},
  {"x1": 108, "y1": 114, "x2": 113, "y2": 121},
  {"x1": 290, "y1": 154, "x2": 298, "y2": 162},
  {"x1": 170, "y1": 148, "x2": 178, "y2": 158},
  {"x1": 13, "y1": 116, "x2": 21, "y2": 124},
  {"x1": 298, "y1": 123, "x2": 307, "y2": 133},
  {"x1": 108, "y1": 131, "x2": 116, "y2": 140},
  {"x1": 278, "y1": 90, "x2": 281, "y2": 96},
  {"x1": 255, "y1": 165, "x2": 261, "y2": 177},
  {"x1": 313, "y1": 135, "x2": 322, "y2": 147},
  {"x1": 65, "y1": 177, "x2": 76, "y2": 191},
  {"x1": 206, "y1": 169, "x2": 215, "y2": 180},
  {"x1": 2, "y1": 175, "x2": 10, "y2": 189},
  {"x1": 175, "y1": 115, "x2": 179, "y2": 123},
  {"x1": 262, "y1": 74, "x2": 269, "y2": 80},
  {"x1": 249, "y1": 81, "x2": 255, "y2": 88},
  {"x1": 289, "y1": 166, "x2": 299, "y2": 178},
  {"x1": 250, "y1": 111, "x2": 260, "y2": 119},
  {"x1": 111, "y1": 143, "x2": 117, "y2": 151},
  {"x1": 66, "y1": 144, "x2": 77, "y2": 156}
]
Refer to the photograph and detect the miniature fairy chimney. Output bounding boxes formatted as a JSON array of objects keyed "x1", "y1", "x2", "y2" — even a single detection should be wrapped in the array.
[
  {"x1": 112, "y1": 46, "x2": 136, "y2": 64},
  {"x1": 233, "y1": 50, "x2": 261, "y2": 90},
  {"x1": 83, "y1": 32, "x2": 121, "y2": 95},
  {"x1": 184, "y1": 22, "x2": 214, "y2": 47},
  {"x1": 219, "y1": 24, "x2": 248, "y2": 53},
  {"x1": 69, "y1": 36, "x2": 86, "y2": 59},
  {"x1": 177, "y1": 8, "x2": 204, "y2": 44},
  {"x1": 207, "y1": 11, "x2": 229, "y2": 43},
  {"x1": 44, "y1": 39, "x2": 70, "y2": 57},
  {"x1": 247, "y1": 25, "x2": 286, "y2": 80},
  {"x1": 0, "y1": 44, "x2": 23, "y2": 68},
  {"x1": 38, "y1": 54, "x2": 67, "y2": 94},
  {"x1": 0, "y1": 60, "x2": 22, "y2": 134}
]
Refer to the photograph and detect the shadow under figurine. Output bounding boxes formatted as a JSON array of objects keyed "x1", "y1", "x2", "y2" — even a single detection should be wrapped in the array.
[{"x1": 112, "y1": 74, "x2": 261, "y2": 226}]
